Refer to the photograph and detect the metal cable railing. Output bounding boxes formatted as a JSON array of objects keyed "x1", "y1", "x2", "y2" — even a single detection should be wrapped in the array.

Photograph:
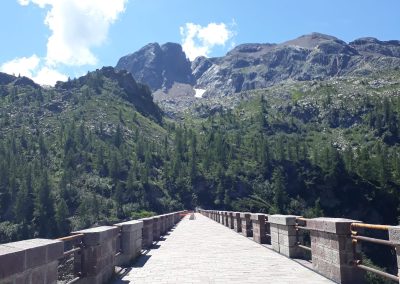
[
  {"x1": 56, "y1": 234, "x2": 84, "y2": 284},
  {"x1": 351, "y1": 223, "x2": 399, "y2": 282}
]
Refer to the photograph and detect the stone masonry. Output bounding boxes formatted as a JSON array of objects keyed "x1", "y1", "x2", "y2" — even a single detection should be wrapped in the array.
[
  {"x1": 0, "y1": 239, "x2": 63, "y2": 284},
  {"x1": 251, "y1": 213, "x2": 269, "y2": 244},
  {"x1": 307, "y1": 217, "x2": 365, "y2": 284},
  {"x1": 220, "y1": 211, "x2": 225, "y2": 226},
  {"x1": 115, "y1": 220, "x2": 143, "y2": 267},
  {"x1": 152, "y1": 217, "x2": 161, "y2": 241},
  {"x1": 159, "y1": 215, "x2": 166, "y2": 235},
  {"x1": 74, "y1": 226, "x2": 119, "y2": 284},
  {"x1": 233, "y1": 212, "x2": 242, "y2": 233},
  {"x1": 140, "y1": 218, "x2": 154, "y2": 248},
  {"x1": 389, "y1": 225, "x2": 400, "y2": 283},
  {"x1": 269, "y1": 215, "x2": 302, "y2": 258},
  {"x1": 0, "y1": 211, "x2": 185, "y2": 284},
  {"x1": 240, "y1": 212, "x2": 252, "y2": 237},
  {"x1": 225, "y1": 212, "x2": 229, "y2": 227},
  {"x1": 118, "y1": 212, "x2": 333, "y2": 284},
  {"x1": 227, "y1": 212, "x2": 234, "y2": 229}
]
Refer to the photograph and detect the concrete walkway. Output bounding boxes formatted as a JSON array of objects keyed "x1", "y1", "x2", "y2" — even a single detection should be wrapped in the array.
[{"x1": 114, "y1": 213, "x2": 333, "y2": 284}]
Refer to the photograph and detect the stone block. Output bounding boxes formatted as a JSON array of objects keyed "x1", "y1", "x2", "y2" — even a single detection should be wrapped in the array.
[
  {"x1": 159, "y1": 215, "x2": 166, "y2": 234},
  {"x1": 76, "y1": 226, "x2": 118, "y2": 284},
  {"x1": 46, "y1": 260, "x2": 59, "y2": 284},
  {"x1": 279, "y1": 244, "x2": 303, "y2": 258},
  {"x1": 31, "y1": 265, "x2": 46, "y2": 283},
  {"x1": 74, "y1": 226, "x2": 119, "y2": 246},
  {"x1": 224, "y1": 212, "x2": 229, "y2": 227},
  {"x1": 115, "y1": 220, "x2": 143, "y2": 232},
  {"x1": 268, "y1": 214, "x2": 298, "y2": 226},
  {"x1": 251, "y1": 214, "x2": 268, "y2": 244},
  {"x1": 278, "y1": 235, "x2": 297, "y2": 247},
  {"x1": 270, "y1": 223, "x2": 278, "y2": 233},
  {"x1": 4, "y1": 238, "x2": 63, "y2": 270},
  {"x1": 271, "y1": 231, "x2": 279, "y2": 242},
  {"x1": 276, "y1": 224, "x2": 297, "y2": 236},
  {"x1": 0, "y1": 239, "x2": 64, "y2": 284},
  {"x1": 232, "y1": 212, "x2": 242, "y2": 232},
  {"x1": 250, "y1": 213, "x2": 267, "y2": 222},
  {"x1": 389, "y1": 226, "x2": 400, "y2": 245},
  {"x1": 307, "y1": 217, "x2": 361, "y2": 235},
  {"x1": 164, "y1": 214, "x2": 169, "y2": 230},
  {"x1": 152, "y1": 217, "x2": 161, "y2": 241},
  {"x1": 220, "y1": 211, "x2": 225, "y2": 225},
  {"x1": 309, "y1": 220, "x2": 365, "y2": 283},
  {"x1": 140, "y1": 218, "x2": 154, "y2": 248},
  {"x1": 240, "y1": 213, "x2": 252, "y2": 237},
  {"x1": 239, "y1": 212, "x2": 251, "y2": 219},
  {"x1": 272, "y1": 241, "x2": 280, "y2": 252},
  {"x1": 0, "y1": 245, "x2": 25, "y2": 279},
  {"x1": 14, "y1": 271, "x2": 30, "y2": 284},
  {"x1": 227, "y1": 212, "x2": 234, "y2": 229}
]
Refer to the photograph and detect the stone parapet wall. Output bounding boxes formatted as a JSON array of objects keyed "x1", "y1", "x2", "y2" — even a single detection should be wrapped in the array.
[
  {"x1": 198, "y1": 209, "x2": 375, "y2": 284},
  {"x1": 73, "y1": 226, "x2": 119, "y2": 284},
  {"x1": 251, "y1": 213, "x2": 269, "y2": 244},
  {"x1": 269, "y1": 215, "x2": 301, "y2": 258},
  {"x1": 0, "y1": 239, "x2": 63, "y2": 284},
  {"x1": 0, "y1": 210, "x2": 186, "y2": 284},
  {"x1": 233, "y1": 212, "x2": 242, "y2": 233},
  {"x1": 240, "y1": 212, "x2": 252, "y2": 237},
  {"x1": 115, "y1": 220, "x2": 143, "y2": 267},
  {"x1": 307, "y1": 218, "x2": 364, "y2": 284}
]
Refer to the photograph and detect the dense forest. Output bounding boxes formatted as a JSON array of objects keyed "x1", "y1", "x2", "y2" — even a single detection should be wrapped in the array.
[{"x1": 0, "y1": 68, "x2": 399, "y2": 246}]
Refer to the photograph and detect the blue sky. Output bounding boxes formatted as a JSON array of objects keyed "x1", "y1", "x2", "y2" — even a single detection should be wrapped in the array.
[{"x1": 0, "y1": 0, "x2": 399, "y2": 85}]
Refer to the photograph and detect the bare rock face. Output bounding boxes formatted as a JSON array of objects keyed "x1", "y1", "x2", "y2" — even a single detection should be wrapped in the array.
[
  {"x1": 116, "y1": 33, "x2": 400, "y2": 100},
  {"x1": 194, "y1": 33, "x2": 400, "y2": 97},
  {"x1": 115, "y1": 42, "x2": 194, "y2": 91},
  {"x1": 349, "y1": 37, "x2": 400, "y2": 57}
]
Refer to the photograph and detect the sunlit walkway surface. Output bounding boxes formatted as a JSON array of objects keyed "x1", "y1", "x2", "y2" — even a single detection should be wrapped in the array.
[{"x1": 113, "y1": 213, "x2": 332, "y2": 284}]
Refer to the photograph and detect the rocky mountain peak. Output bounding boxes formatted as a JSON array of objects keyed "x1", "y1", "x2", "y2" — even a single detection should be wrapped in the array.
[
  {"x1": 115, "y1": 42, "x2": 194, "y2": 91},
  {"x1": 116, "y1": 32, "x2": 400, "y2": 110},
  {"x1": 281, "y1": 32, "x2": 343, "y2": 49}
]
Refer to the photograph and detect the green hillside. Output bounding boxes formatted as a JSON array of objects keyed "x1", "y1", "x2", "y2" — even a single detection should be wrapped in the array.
[{"x1": 0, "y1": 67, "x2": 399, "y2": 249}]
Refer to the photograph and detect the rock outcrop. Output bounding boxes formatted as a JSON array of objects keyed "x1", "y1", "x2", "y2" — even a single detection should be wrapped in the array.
[
  {"x1": 116, "y1": 32, "x2": 400, "y2": 101},
  {"x1": 116, "y1": 42, "x2": 194, "y2": 91}
]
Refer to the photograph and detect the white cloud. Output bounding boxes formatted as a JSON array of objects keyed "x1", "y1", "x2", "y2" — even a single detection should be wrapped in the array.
[
  {"x1": 0, "y1": 55, "x2": 67, "y2": 85},
  {"x1": 17, "y1": 0, "x2": 30, "y2": 6},
  {"x1": 33, "y1": 66, "x2": 68, "y2": 86},
  {"x1": 1, "y1": 0, "x2": 128, "y2": 86},
  {"x1": 180, "y1": 22, "x2": 235, "y2": 60},
  {"x1": 0, "y1": 55, "x2": 40, "y2": 78},
  {"x1": 20, "y1": 0, "x2": 128, "y2": 66}
]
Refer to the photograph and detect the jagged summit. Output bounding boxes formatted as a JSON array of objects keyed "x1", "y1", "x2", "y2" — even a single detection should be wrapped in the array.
[
  {"x1": 115, "y1": 42, "x2": 194, "y2": 91},
  {"x1": 280, "y1": 32, "x2": 341, "y2": 49},
  {"x1": 115, "y1": 32, "x2": 400, "y2": 104}
]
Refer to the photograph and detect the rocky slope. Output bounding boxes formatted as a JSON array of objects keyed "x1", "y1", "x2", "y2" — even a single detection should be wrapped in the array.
[
  {"x1": 115, "y1": 42, "x2": 194, "y2": 91},
  {"x1": 115, "y1": 33, "x2": 400, "y2": 115}
]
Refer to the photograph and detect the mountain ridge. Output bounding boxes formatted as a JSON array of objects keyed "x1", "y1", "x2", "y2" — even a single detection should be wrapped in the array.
[{"x1": 115, "y1": 32, "x2": 400, "y2": 103}]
